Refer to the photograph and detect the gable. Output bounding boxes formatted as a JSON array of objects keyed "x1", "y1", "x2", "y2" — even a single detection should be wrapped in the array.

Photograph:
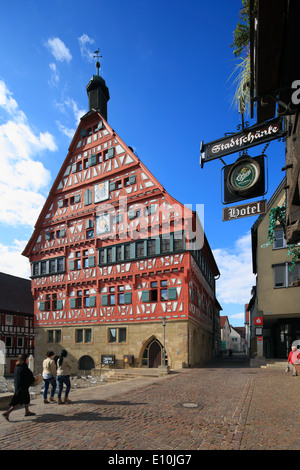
[{"x1": 22, "y1": 110, "x2": 195, "y2": 258}]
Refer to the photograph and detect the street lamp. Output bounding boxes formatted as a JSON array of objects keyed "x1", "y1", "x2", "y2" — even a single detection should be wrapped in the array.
[{"x1": 162, "y1": 317, "x2": 166, "y2": 366}]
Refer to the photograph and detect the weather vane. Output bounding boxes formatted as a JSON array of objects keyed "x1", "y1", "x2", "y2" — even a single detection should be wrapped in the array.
[{"x1": 93, "y1": 49, "x2": 102, "y2": 75}]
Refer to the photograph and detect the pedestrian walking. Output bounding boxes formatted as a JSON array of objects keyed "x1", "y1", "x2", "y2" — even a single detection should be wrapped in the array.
[
  {"x1": 42, "y1": 351, "x2": 57, "y2": 403},
  {"x1": 287, "y1": 345, "x2": 300, "y2": 376},
  {"x1": 2, "y1": 353, "x2": 37, "y2": 421},
  {"x1": 56, "y1": 349, "x2": 72, "y2": 404}
]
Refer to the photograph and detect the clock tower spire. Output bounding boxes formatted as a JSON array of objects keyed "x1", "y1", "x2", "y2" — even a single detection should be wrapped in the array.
[{"x1": 86, "y1": 49, "x2": 110, "y2": 121}]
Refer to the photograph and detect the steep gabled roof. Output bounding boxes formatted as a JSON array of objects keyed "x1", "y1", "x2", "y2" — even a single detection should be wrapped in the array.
[
  {"x1": 0, "y1": 272, "x2": 33, "y2": 314},
  {"x1": 22, "y1": 109, "x2": 194, "y2": 258}
]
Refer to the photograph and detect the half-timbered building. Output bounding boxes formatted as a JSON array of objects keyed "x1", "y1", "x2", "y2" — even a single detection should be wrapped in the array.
[{"x1": 22, "y1": 69, "x2": 220, "y2": 373}]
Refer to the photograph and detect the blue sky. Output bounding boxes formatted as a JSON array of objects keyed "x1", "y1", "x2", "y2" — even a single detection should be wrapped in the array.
[{"x1": 0, "y1": 0, "x2": 285, "y2": 327}]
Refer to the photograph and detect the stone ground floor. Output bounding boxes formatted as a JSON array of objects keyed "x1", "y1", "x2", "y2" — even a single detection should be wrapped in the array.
[
  {"x1": 34, "y1": 319, "x2": 214, "y2": 373},
  {"x1": 1, "y1": 354, "x2": 299, "y2": 453}
]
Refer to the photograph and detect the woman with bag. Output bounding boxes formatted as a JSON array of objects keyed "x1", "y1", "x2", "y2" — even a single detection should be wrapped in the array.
[
  {"x1": 42, "y1": 351, "x2": 57, "y2": 403},
  {"x1": 56, "y1": 349, "x2": 72, "y2": 404},
  {"x1": 2, "y1": 353, "x2": 37, "y2": 421}
]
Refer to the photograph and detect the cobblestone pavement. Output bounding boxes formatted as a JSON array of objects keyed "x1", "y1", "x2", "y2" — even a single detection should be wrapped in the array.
[{"x1": 1, "y1": 355, "x2": 299, "y2": 453}]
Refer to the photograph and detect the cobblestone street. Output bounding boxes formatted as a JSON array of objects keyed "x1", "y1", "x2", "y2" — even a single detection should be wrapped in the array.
[{"x1": 1, "y1": 355, "x2": 299, "y2": 455}]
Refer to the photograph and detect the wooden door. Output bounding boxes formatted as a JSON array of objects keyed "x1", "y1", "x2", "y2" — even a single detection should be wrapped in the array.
[{"x1": 148, "y1": 341, "x2": 162, "y2": 368}]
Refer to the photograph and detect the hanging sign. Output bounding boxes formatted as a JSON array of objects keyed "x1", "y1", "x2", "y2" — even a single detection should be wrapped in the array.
[
  {"x1": 223, "y1": 199, "x2": 267, "y2": 221},
  {"x1": 223, "y1": 155, "x2": 266, "y2": 204},
  {"x1": 200, "y1": 117, "x2": 285, "y2": 166}
]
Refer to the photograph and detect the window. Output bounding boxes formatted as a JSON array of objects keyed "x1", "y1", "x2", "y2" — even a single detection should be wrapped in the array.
[
  {"x1": 108, "y1": 327, "x2": 127, "y2": 343},
  {"x1": 273, "y1": 229, "x2": 287, "y2": 249},
  {"x1": 273, "y1": 262, "x2": 300, "y2": 288},
  {"x1": 141, "y1": 280, "x2": 177, "y2": 303},
  {"x1": 124, "y1": 244, "x2": 131, "y2": 260},
  {"x1": 147, "y1": 239, "x2": 156, "y2": 255},
  {"x1": 174, "y1": 236, "x2": 184, "y2": 251},
  {"x1": 136, "y1": 241, "x2": 144, "y2": 258},
  {"x1": 70, "y1": 290, "x2": 82, "y2": 309},
  {"x1": 5, "y1": 315, "x2": 13, "y2": 325},
  {"x1": 161, "y1": 238, "x2": 170, "y2": 253},
  {"x1": 75, "y1": 328, "x2": 92, "y2": 343},
  {"x1": 32, "y1": 257, "x2": 65, "y2": 277},
  {"x1": 102, "y1": 286, "x2": 131, "y2": 306},
  {"x1": 116, "y1": 246, "x2": 122, "y2": 261},
  {"x1": 48, "y1": 329, "x2": 61, "y2": 343},
  {"x1": 40, "y1": 293, "x2": 63, "y2": 311}
]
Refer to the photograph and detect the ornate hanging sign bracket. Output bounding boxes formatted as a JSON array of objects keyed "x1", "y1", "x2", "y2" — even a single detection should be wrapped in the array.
[{"x1": 200, "y1": 117, "x2": 285, "y2": 168}]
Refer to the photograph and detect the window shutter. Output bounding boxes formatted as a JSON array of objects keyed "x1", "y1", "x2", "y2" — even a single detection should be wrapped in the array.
[
  {"x1": 74, "y1": 194, "x2": 81, "y2": 203},
  {"x1": 88, "y1": 256, "x2": 95, "y2": 267},
  {"x1": 88, "y1": 155, "x2": 97, "y2": 166},
  {"x1": 124, "y1": 293, "x2": 132, "y2": 304},
  {"x1": 101, "y1": 295, "x2": 108, "y2": 306},
  {"x1": 69, "y1": 260, "x2": 75, "y2": 271},
  {"x1": 57, "y1": 200, "x2": 64, "y2": 208},
  {"x1": 56, "y1": 300, "x2": 63, "y2": 310},
  {"x1": 71, "y1": 163, "x2": 77, "y2": 173},
  {"x1": 108, "y1": 147, "x2": 114, "y2": 158},
  {"x1": 84, "y1": 189, "x2": 92, "y2": 206},
  {"x1": 142, "y1": 291, "x2": 150, "y2": 302},
  {"x1": 86, "y1": 219, "x2": 94, "y2": 229},
  {"x1": 168, "y1": 288, "x2": 177, "y2": 300},
  {"x1": 109, "y1": 182, "x2": 116, "y2": 191},
  {"x1": 89, "y1": 296, "x2": 96, "y2": 307},
  {"x1": 274, "y1": 265, "x2": 286, "y2": 287},
  {"x1": 129, "y1": 175, "x2": 136, "y2": 185},
  {"x1": 70, "y1": 298, "x2": 76, "y2": 309}
]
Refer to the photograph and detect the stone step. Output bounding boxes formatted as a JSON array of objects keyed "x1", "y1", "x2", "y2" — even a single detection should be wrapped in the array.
[{"x1": 95, "y1": 367, "x2": 169, "y2": 383}]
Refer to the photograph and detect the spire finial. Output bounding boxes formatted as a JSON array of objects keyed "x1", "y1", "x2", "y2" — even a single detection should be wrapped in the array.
[{"x1": 93, "y1": 48, "x2": 102, "y2": 75}]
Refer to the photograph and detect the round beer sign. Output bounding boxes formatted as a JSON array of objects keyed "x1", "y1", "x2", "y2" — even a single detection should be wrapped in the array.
[{"x1": 227, "y1": 157, "x2": 260, "y2": 195}]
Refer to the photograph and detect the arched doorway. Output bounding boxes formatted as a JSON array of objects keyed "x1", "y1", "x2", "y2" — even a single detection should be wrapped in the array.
[
  {"x1": 142, "y1": 338, "x2": 167, "y2": 368},
  {"x1": 149, "y1": 340, "x2": 162, "y2": 368},
  {"x1": 78, "y1": 355, "x2": 95, "y2": 371}
]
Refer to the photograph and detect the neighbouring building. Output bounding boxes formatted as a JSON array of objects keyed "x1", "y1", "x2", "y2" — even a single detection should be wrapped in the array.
[
  {"x1": 251, "y1": 178, "x2": 300, "y2": 359},
  {"x1": 220, "y1": 315, "x2": 231, "y2": 353},
  {"x1": 22, "y1": 66, "x2": 221, "y2": 374},
  {"x1": 0, "y1": 272, "x2": 34, "y2": 374},
  {"x1": 230, "y1": 326, "x2": 246, "y2": 353}
]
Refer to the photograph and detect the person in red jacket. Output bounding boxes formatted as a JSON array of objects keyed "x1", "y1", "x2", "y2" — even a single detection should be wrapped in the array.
[{"x1": 287, "y1": 345, "x2": 300, "y2": 376}]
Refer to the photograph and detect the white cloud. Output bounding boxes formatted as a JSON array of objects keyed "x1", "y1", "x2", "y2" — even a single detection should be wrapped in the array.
[
  {"x1": 55, "y1": 97, "x2": 86, "y2": 137},
  {"x1": 55, "y1": 121, "x2": 75, "y2": 139},
  {"x1": 0, "y1": 239, "x2": 31, "y2": 279},
  {"x1": 49, "y1": 62, "x2": 60, "y2": 86},
  {"x1": 0, "y1": 80, "x2": 56, "y2": 227},
  {"x1": 78, "y1": 34, "x2": 95, "y2": 62},
  {"x1": 213, "y1": 231, "x2": 255, "y2": 305},
  {"x1": 46, "y1": 37, "x2": 72, "y2": 63}
]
